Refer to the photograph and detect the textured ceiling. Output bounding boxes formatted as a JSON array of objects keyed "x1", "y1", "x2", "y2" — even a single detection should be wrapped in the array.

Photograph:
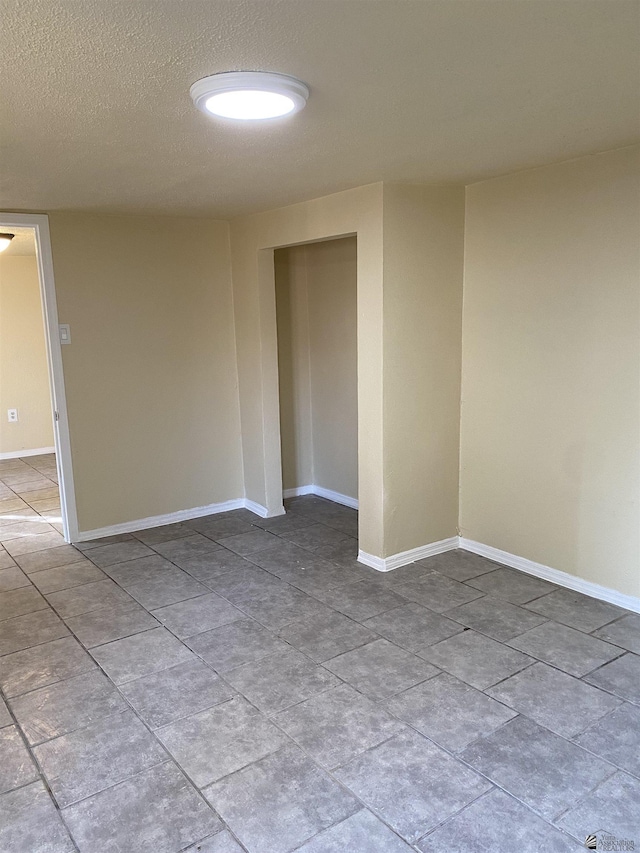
[{"x1": 1, "y1": 0, "x2": 639, "y2": 218}]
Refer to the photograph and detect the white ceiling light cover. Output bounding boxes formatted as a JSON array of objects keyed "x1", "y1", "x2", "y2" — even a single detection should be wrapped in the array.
[{"x1": 190, "y1": 71, "x2": 309, "y2": 120}]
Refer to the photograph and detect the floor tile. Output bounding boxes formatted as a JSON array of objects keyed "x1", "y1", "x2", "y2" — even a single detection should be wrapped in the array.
[
  {"x1": 486, "y1": 662, "x2": 621, "y2": 738},
  {"x1": 152, "y1": 534, "x2": 224, "y2": 563},
  {"x1": 308, "y1": 537, "x2": 361, "y2": 569},
  {"x1": 183, "y1": 830, "x2": 245, "y2": 853},
  {"x1": 574, "y1": 703, "x2": 640, "y2": 777},
  {"x1": 64, "y1": 602, "x2": 159, "y2": 647},
  {"x1": 419, "y1": 629, "x2": 533, "y2": 689},
  {"x1": 417, "y1": 789, "x2": 582, "y2": 853},
  {"x1": 593, "y1": 614, "x2": 640, "y2": 654},
  {"x1": 75, "y1": 534, "x2": 135, "y2": 552},
  {"x1": 203, "y1": 744, "x2": 359, "y2": 853},
  {"x1": 363, "y1": 602, "x2": 463, "y2": 651},
  {"x1": 296, "y1": 809, "x2": 414, "y2": 852},
  {"x1": 204, "y1": 563, "x2": 279, "y2": 598},
  {"x1": 277, "y1": 610, "x2": 376, "y2": 662},
  {"x1": 0, "y1": 635, "x2": 96, "y2": 697},
  {"x1": 280, "y1": 523, "x2": 351, "y2": 551},
  {"x1": 100, "y1": 553, "x2": 177, "y2": 586},
  {"x1": 462, "y1": 715, "x2": 616, "y2": 820},
  {"x1": 34, "y1": 709, "x2": 166, "y2": 807},
  {"x1": 45, "y1": 578, "x2": 135, "y2": 618},
  {"x1": 524, "y1": 588, "x2": 628, "y2": 632},
  {"x1": 83, "y1": 539, "x2": 154, "y2": 568},
  {"x1": 0, "y1": 608, "x2": 69, "y2": 656},
  {"x1": 359, "y1": 561, "x2": 434, "y2": 587},
  {"x1": 224, "y1": 647, "x2": 339, "y2": 714},
  {"x1": 275, "y1": 683, "x2": 403, "y2": 769},
  {"x1": 62, "y1": 761, "x2": 221, "y2": 853},
  {"x1": 384, "y1": 672, "x2": 517, "y2": 752},
  {"x1": 3, "y1": 530, "x2": 66, "y2": 556},
  {"x1": 584, "y1": 653, "x2": 640, "y2": 704},
  {"x1": 126, "y1": 567, "x2": 209, "y2": 610},
  {"x1": 217, "y1": 529, "x2": 280, "y2": 555},
  {"x1": 324, "y1": 638, "x2": 439, "y2": 700},
  {"x1": 0, "y1": 518, "x2": 56, "y2": 541},
  {"x1": 312, "y1": 580, "x2": 407, "y2": 622},
  {"x1": 246, "y1": 540, "x2": 330, "y2": 574},
  {"x1": 187, "y1": 515, "x2": 255, "y2": 540},
  {"x1": 252, "y1": 512, "x2": 316, "y2": 534},
  {"x1": 252, "y1": 550, "x2": 361, "y2": 596},
  {"x1": 465, "y1": 567, "x2": 557, "y2": 604},
  {"x1": 0, "y1": 549, "x2": 17, "y2": 570},
  {"x1": 29, "y1": 560, "x2": 105, "y2": 593},
  {"x1": 133, "y1": 522, "x2": 195, "y2": 545},
  {"x1": 0, "y1": 695, "x2": 11, "y2": 727},
  {"x1": 10, "y1": 670, "x2": 127, "y2": 746},
  {"x1": 220, "y1": 574, "x2": 334, "y2": 630},
  {"x1": 186, "y1": 619, "x2": 290, "y2": 672},
  {"x1": 446, "y1": 595, "x2": 547, "y2": 642},
  {"x1": 90, "y1": 626, "x2": 195, "y2": 683},
  {"x1": 556, "y1": 771, "x2": 640, "y2": 843},
  {"x1": 152, "y1": 592, "x2": 243, "y2": 638},
  {"x1": 119, "y1": 658, "x2": 234, "y2": 729},
  {"x1": 0, "y1": 725, "x2": 38, "y2": 793},
  {"x1": 175, "y1": 549, "x2": 256, "y2": 584},
  {"x1": 395, "y1": 572, "x2": 485, "y2": 613},
  {"x1": 14, "y1": 545, "x2": 84, "y2": 573},
  {"x1": 334, "y1": 729, "x2": 491, "y2": 843},
  {"x1": 508, "y1": 621, "x2": 623, "y2": 676},
  {"x1": 0, "y1": 585, "x2": 48, "y2": 621},
  {"x1": 0, "y1": 781, "x2": 75, "y2": 853},
  {"x1": 416, "y1": 549, "x2": 499, "y2": 582},
  {"x1": 0, "y1": 566, "x2": 30, "y2": 591},
  {"x1": 157, "y1": 695, "x2": 289, "y2": 787}
]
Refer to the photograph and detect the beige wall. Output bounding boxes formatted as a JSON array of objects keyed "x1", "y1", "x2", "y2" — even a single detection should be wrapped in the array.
[
  {"x1": 460, "y1": 146, "x2": 640, "y2": 597},
  {"x1": 275, "y1": 237, "x2": 358, "y2": 499},
  {"x1": 382, "y1": 185, "x2": 465, "y2": 554},
  {"x1": 0, "y1": 255, "x2": 54, "y2": 454},
  {"x1": 230, "y1": 184, "x2": 384, "y2": 555},
  {"x1": 48, "y1": 213, "x2": 243, "y2": 533}
]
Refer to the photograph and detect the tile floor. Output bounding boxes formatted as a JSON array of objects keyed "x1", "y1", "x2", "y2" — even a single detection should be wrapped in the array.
[{"x1": 0, "y1": 454, "x2": 639, "y2": 852}]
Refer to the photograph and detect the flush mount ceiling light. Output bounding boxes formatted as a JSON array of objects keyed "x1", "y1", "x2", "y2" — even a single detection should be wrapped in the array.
[
  {"x1": 0, "y1": 234, "x2": 14, "y2": 253},
  {"x1": 190, "y1": 71, "x2": 309, "y2": 120}
]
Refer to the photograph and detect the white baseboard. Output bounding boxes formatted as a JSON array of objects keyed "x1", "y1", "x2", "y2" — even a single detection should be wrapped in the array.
[
  {"x1": 460, "y1": 537, "x2": 640, "y2": 615},
  {"x1": 0, "y1": 446, "x2": 56, "y2": 460},
  {"x1": 283, "y1": 484, "x2": 358, "y2": 510},
  {"x1": 244, "y1": 499, "x2": 285, "y2": 519},
  {"x1": 358, "y1": 536, "x2": 459, "y2": 572}
]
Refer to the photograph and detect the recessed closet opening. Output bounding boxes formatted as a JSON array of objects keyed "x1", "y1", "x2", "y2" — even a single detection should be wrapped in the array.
[{"x1": 274, "y1": 236, "x2": 358, "y2": 518}]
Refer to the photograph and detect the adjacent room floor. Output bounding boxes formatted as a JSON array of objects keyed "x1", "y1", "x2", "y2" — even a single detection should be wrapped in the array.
[{"x1": 0, "y1": 454, "x2": 639, "y2": 852}]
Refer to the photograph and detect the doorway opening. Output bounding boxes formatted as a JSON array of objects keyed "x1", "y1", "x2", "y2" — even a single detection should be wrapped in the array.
[
  {"x1": 0, "y1": 213, "x2": 77, "y2": 543},
  {"x1": 273, "y1": 236, "x2": 359, "y2": 551}
]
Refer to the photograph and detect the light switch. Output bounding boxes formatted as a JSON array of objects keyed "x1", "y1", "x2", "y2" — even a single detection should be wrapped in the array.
[{"x1": 59, "y1": 324, "x2": 71, "y2": 344}]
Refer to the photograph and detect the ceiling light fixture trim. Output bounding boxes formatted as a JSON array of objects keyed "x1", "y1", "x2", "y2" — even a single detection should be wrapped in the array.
[{"x1": 190, "y1": 71, "x2": 309, "y2": 120}]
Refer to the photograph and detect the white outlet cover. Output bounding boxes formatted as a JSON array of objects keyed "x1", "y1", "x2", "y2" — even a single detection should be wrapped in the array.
[{"x1": 7, "y1": 409, "x2": 18, "y2": 422}]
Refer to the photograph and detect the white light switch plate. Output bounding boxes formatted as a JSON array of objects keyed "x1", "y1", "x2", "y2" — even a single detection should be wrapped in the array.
[{"x1": 59, "y1": 324, "x2": 71, "y2": 344}]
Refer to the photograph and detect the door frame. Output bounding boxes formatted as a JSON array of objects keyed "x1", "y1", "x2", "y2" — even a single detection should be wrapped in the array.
[{"x1": 0, "y1": 212, "x2": 79, "y2": 541}]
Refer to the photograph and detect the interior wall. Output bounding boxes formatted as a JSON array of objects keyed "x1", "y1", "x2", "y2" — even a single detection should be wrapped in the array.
[
  {"x1": 460, "y1": 145, "x2": 640, "y2": 598},
  {"x1": 382, "y1": 185, "x2": 466, "y2": 555},
  {"x1": 275, "y1": 237, "x2": 358, "y2": 500},
  {"x1": 0, "y1": 255, "x2": 54, "y2": 455},
  {"x1": 48, "y1": 213, "x2": 244, "y2": 533},
  {"x1": 230, "y1": 183, "x2": 384, "y2": 555}
]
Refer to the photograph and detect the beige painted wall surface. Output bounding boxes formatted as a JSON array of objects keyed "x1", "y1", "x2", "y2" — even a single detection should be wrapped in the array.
[
  {"x1": 230, "y1": 183, "x2": 384, "y2": 555},
  {"x1": 0, "y1": 255, "x2": 54, "y2": 454},
  {"x1": 461, "y1": 146, "x2": 640, "y2": 597},
  {"x1": 382, "y1": 185, "x2": 465, "y2": 555},
  {"x1": 275, "y1": 245, "x2": 313, "y2": 491},
  {"x1": 275, "y1": 238, "x2": 358, "y2": 499},
  {"x1": 48, "y1": 213, "x2": 243, "y2": 532}
]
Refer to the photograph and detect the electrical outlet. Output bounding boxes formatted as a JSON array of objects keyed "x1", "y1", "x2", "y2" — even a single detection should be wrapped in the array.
[{"x1": 7, "y1": 409, "x2": 18, "y2": 423}]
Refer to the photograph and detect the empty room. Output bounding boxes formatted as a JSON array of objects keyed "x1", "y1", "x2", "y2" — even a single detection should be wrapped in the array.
[{"x1": 0, "y1": 2, "x2": 639, "y2": 852}]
